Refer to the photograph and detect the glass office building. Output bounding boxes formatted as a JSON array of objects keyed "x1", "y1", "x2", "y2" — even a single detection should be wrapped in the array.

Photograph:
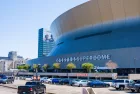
[
  {"x1": 29, "y1": 0, "x2": 140, "y2": 69},
  {"x1": 38, "y1": 28, "x2": 55, "y2": 57}
]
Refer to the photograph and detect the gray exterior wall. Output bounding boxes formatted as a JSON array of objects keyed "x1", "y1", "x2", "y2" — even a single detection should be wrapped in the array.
[
  {"x1": 31, "y1": 18, "x2": 140, "y2": 69},
  {"x1": 27, "y1": 47, "x2": 140, "y2": 68}
]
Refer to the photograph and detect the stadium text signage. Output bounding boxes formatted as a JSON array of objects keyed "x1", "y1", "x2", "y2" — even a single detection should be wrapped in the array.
[{"x1": 56, "y1": 54, "x2": 111, "y2": 63}]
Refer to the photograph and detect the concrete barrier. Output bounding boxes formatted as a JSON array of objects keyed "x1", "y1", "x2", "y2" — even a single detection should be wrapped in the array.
[
  {"x1": 82, "y1": 88, "x2": 89, "y2": 94},
  {"x1": 83, "y1": 88, "x2": 96, "y2": 94},
  {"x1": 129, "y1": 74, "x2": 140, "y2": 80}
]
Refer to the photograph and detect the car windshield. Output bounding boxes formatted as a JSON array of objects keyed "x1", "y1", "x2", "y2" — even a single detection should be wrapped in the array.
[
  {"x1": 95, "y1": 80, "x2": 103, "y2": 83},
  {"x1": 114, "y1": 80, "x2": 124, "y2": 83},
  {"x1": 136, "y1": 80, "x2": 140, "y2": 84},
  {"x1": 0, "y1": 75, "x2": 7, "y2": 79},
  {"x1": 25, "y1": 82, "x2": 39, "y2": 85}
]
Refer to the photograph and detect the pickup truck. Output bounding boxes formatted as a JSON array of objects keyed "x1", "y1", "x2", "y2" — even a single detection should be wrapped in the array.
[
  {"x1": 113, "y1": 79, "x2": 134, "y2": 90},
  {"x1": 129, "y1": 80, "x2": 140, "y2": 93},
  {"x1": 17, "y1": 81, "x2": 46, "y2": 94}
]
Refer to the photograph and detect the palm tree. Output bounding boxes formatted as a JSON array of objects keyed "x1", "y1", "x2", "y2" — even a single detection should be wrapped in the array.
[
  {"x1": 106, "y1": 60, "x2": 118, "y2": 73},
  {"x1": 53, "y1": 63, "x2": 61, "y2": 72},
  {"x1": 33, "y1": 64, "x2": 38, "y2": 72},
  {"x1": 66, "y1": 63, "x2": 76, "y2": 72},
  {"x1": 23, "y1": 64, "x2": 30, "y2": 71},
  {"x1": 42, "y1": 64, "x2": 50, "y2": 72},
  {"x1": 82, "y1": 62, "x2": 94, "y2": 73}
]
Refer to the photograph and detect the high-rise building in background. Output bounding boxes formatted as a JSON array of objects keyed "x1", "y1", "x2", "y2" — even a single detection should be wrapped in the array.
[
  {"x1": 38, "y1": 28, "x2": 55, "y2": 57},
  {"x1": 0, "y1": 51, "x2": 26, "y2": 72},
  {"x1": 8, "y1": 51, "x2": 17, "y2": 60}
]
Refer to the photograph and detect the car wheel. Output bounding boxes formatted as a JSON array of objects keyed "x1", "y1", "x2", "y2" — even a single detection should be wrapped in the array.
[
  {"x1": 33, "y1": 91, "x2": 36, "y2": 94},
  {"x1": 131, "y1": 89, "x2": 135, "y2": 92},
  {"x1": 92, "y1": 85, "x2": 96, "y2": 88},
  {"x1": 137, "y1": 88, "x2": 140, "y2": 93},
  {"x1": 4, "y1": 82, "x2": 7, "y2": 84},
  {"x1": 119, "y1": 86, "x2": 124, "y2": 90},
  {"x1": 106, "y1": 84, "x2": 109, "y2": 87},
  {"x1": 79, "y1": 84, "x2": 83, "y2": 87},
  {"x1": 42, "y1": 88, "x2": 46, "y2": 94},
  {"x1": 48, "y1": 81, "x2": 51, "y2": 84},
  {"x1": 116, "y1": 88, "x2": 119, "y2": 90},
  {"x1": 41, "y1": 80, "x2": 44, "y2": 83}
]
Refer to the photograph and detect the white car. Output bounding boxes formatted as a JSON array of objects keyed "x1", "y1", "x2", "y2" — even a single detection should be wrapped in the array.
[
  {"x1": 40, "y1": 77, "x2": 48, "y2": 83},
  {"x1": 45, "y1": 78, "x2": 53, "y2": 84},
  {"x1": 73, "y1": 80, "x2": 89, "y2": 87},
  {"x1": 25, "y1": 77, "x2": 32, "y2": 81}
]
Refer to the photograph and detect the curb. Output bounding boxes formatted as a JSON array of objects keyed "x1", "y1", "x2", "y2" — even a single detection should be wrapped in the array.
[{"x1": 0, "y1": 84, "x2": 17, "y2": 89}]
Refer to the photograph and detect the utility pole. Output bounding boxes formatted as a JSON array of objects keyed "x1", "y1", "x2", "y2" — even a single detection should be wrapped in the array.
[{"x1": 134, "y1": 58, "x2": 137, "y2": 74}]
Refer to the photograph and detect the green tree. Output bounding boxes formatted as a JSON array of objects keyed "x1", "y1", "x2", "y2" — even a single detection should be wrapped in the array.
[
  {"x1": 82, "y1": 62, "x2": 94, "y2": 73},
  {"x1": 23, "y1": 64, "x2": 30, "y2": 70},
  {"x1": 17, "y1": 65, "x2": 24, "y2": 70},
  {"x1": 33, "y1": 64, "x2": 38, "y2": 72},
  {"x1": 42, "y1": 64, "x2": 50, "y2": 72},
  {"x1": 53, "y1": 63, "x2": 61, "y2": 72},
  {"x1": 66, "y1": 63, "x2": 76, "y2": 72}
]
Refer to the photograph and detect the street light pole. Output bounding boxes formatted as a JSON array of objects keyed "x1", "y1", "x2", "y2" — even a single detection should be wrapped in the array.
[{"x1": 134, "y1": 58, "x2": 136, "y2": 74}]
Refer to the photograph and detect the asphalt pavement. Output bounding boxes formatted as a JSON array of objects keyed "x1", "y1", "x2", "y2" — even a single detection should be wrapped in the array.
[
  {"x1": 93, "y1": 87, "x2": 140, "y2": 94},
  {"x1": 1, "y1": 80, "x2": 140, "y2": 94},
  {"x1": 0, "y1": 86, "x2": 17, "y2": 94}
]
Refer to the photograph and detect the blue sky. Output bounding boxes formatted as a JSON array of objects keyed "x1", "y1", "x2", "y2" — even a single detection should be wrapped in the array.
[{"x1": 0, "y1": 0, "x2": 88, "y2": 59}]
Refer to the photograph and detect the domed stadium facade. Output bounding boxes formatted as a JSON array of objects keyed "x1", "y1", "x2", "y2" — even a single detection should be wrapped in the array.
[{"x1": 28, "y1": 0, "x2": 140, "y2": 69}]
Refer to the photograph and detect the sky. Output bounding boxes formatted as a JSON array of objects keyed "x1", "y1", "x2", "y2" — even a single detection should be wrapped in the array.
[{"x1": 0, "y1": 0, "x2": 88, "y2": 59}]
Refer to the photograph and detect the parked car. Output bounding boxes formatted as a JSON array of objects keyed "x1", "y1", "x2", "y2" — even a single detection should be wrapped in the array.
[
  {"x1": 40, "y1": 77, "x2": 48, "y2": 83},
  {"x1": 52, "y1": 78, "x2": 61, "y2": 84},
  {"x1": 59, "y1": 79, "x2": 70, "y2": 85},
  {"x1": 0, "y1": 75, "x2": 14, "y2": 84},
  {"x1": 17, "y1": 81, "x2": 46, "y2": 94},
  {"x1": 45, "y1": 78, "x2": 53, "y2": 84},
  {"x1": 25, "y1": 77, "x2": 32, "y2": 81},
  {"x1": 7, "y1": 76, "x2": 15, "y2": 84},
  {"x1": 88, "y1": 80, "x2": 110, "y2": 88},
  {"x1": 113, "y1": 79, "x2": 134, "y2": 90},
  {"x1": 128, "y1": 80, "x2": 140, "y2": 93},
  {"x1": 69, "y1": 79, "x2": 81, "y2": 86},
  {"x1": 72, "y1": 80, "x2": 89, "y2": 87}
]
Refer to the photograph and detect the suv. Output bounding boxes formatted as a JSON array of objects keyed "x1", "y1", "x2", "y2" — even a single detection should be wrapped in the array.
[
  {"x1": 7, "y1": 76, "x2": 15, "y2": 84},
  {"x1": 113, "y1": 79, "x2": 134, "y2": 90}
]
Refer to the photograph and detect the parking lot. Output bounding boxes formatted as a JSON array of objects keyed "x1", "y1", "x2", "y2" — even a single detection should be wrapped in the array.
[
  {"x1": 2, "y1": 80, "x2": 138, "y2": 94},
  {"x1": 93, "y1": 87, "x2": 140, "y2": 94}
]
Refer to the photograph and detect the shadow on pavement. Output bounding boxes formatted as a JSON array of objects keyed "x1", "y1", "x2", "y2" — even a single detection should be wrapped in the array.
[
  {"x1": 125, "y1": 91, "x2": 139, "y2": 94},
  {"x1": 108, "y1": 88, "x2": 122, "y2": 91}
]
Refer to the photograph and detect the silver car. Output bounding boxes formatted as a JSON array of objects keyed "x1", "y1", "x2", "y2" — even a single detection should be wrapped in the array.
[
  {"x1": 73, "y1": 80, "x2": 89, "y2": 87},
  {"x1": 40, "y1": 77, "x2": 48, "y2": 83}
]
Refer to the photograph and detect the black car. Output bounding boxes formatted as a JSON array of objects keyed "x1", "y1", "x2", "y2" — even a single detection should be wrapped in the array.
[
  {"x1": 17, "y1": 82, "x2": 46, "y2": 94},
  {"x1": 59, "y1": 79, "x2": 70, "y2": 85}
]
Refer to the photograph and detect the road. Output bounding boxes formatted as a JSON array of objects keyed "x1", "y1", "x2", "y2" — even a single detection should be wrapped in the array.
[{"x1": 0, "y1": 86, "x2": 17, "y2": 94}]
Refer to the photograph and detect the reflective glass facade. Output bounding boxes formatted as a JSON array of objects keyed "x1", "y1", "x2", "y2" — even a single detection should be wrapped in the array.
[{"x1": 38, "y1": 28, "x2": 55, "y2": 57}]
